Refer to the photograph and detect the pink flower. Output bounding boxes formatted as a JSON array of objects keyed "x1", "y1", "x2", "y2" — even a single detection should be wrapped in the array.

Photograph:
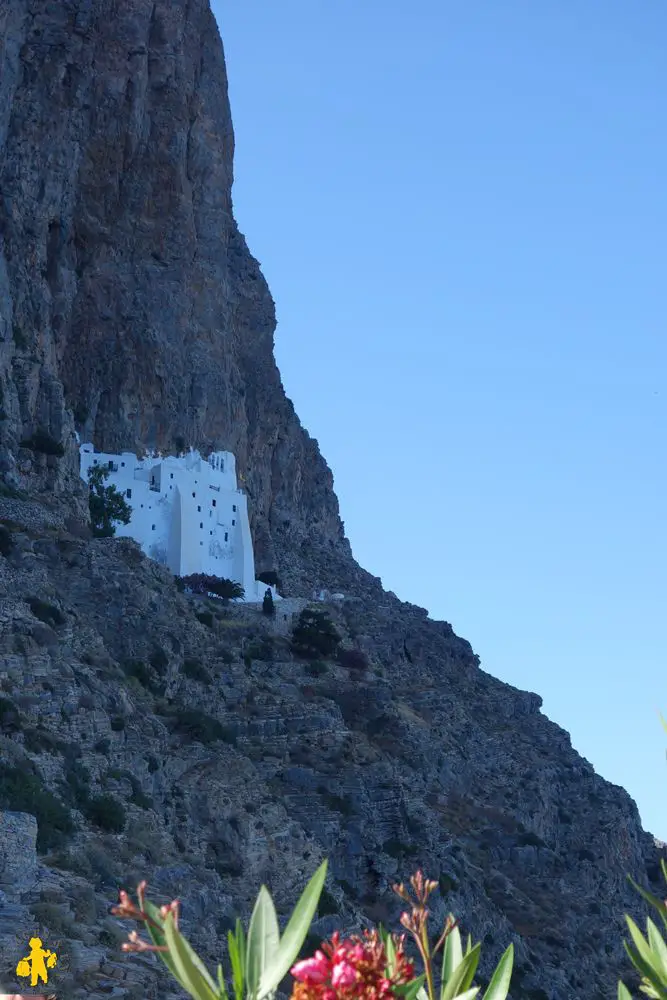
[
  {"x1": 292, "y1": 953, "x2": 330, "y2": 985},
  {"x1": 331, "y1": 962, "x2": 357, "y2": 989}
]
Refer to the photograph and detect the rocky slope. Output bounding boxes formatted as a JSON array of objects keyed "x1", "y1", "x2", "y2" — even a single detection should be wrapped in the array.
[{"x1": 0, "y1": 3, "x2": 663, "y2": 1000}]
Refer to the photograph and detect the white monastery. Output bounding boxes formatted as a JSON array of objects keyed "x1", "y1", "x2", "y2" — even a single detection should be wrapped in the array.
[{"x1": 79, "y1": 444, "x2": 277, "y2": 603}]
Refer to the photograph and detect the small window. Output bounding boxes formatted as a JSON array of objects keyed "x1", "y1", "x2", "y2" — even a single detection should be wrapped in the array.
[
  {"x1": 210, "y1": 530, "x2": 213, "y2": 535},
  {"x1": 121, "y1": 461, "x2": 125, "y2": 467},
  {"x1": 200, "y1": 541, "x2": 203, "y2": 546},
  {"x1": 197, "y1": 505, "x2": 201, "y2": 512},
  {"x1": 126, "y1": 488, "x2": 132, "y2": 499},
  {"x1": 232, "y1": 504, "x2": 236, "y2": 512},
  {"x1": 151, "y1": 524, "x2": 156, "y2": 531},
  {"x1": 170, "y1": 473, "x2": 174, "y2": 479},
  {"x1": 199, "y1": 522, "x2": 203, "y2": 529},
  {"x1": 141, "y1": 503, "x2": 144, "y2": 508},
  {"x1": 224, "y1": 532, "x2": 228, "y2": 542},
  {"x1": 170, "y1": 485, "x2": 172, "y2": 490},
  {"x1": 192, "y1": 492, "x2": 196, "y2": 498},
  {"x1": 212, "y1": 499, "x2": 217, "y2": 507},
  {"x1": 232, "y1": 519, "x2": 235, "y2": 526},
  {"x1": 93, "y1": 459, "x2": 98, "y2": 465}
]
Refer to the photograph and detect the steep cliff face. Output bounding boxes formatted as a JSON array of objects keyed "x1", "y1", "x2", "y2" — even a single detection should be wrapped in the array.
[
  {"x1": 0, "y1": 0, "x2": 348, "y2": 587},
  {"x1": 0, "y1": 4, "x2": 664, "y2": 1000}
]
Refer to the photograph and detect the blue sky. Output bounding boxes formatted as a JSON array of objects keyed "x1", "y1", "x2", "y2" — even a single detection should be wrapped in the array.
[{"x1": 213, "y1": 1, "x2": 667, "y2": 838}]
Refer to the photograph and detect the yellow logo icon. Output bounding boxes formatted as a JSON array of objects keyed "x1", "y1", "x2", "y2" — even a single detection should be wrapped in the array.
[{"x1": 16, "y1": 937, "x2": 57, "y2": 987}]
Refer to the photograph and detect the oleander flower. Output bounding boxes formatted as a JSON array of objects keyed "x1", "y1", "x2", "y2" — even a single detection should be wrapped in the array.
[{"x1": 290, "y1": 929, "x2": 414, "y2": 1000}]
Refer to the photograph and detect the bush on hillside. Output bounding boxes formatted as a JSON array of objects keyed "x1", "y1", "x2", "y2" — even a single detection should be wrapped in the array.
[
  {"x1": 0, "y1": 761, "x2": 75, "y2": 851},
  {"x1": 291, "y1": 608, "x2": 341, "y2": 660},
  {"x1": 338, "y1": 647, "x2": 370, "y2": 672},
  {"x1": 262, "y1": 588, "x2": 275, "y2": 616}
]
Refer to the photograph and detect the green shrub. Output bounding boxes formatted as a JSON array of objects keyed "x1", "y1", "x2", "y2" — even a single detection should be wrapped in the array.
[
  {"x1": 305, "y1": 660, "x2": 328, "y2": 677},
  {"x1": 182, "y1": 574, "x2": 245, "y2": 602},
  {"x1": 20, "y1": 429, "x2": 65, "y2": 457},
  {"x1": 0, "y1": 524, "x2": 13, "y2": 557},
  {"x1": 196, "y1": 610, "x2": 214, "y2": 628},
  {"x1": 169, "y1": 709, "x2": 231, "y2": 745},
  {"x1": 338, "y1": 647, "x2": 370, "y2": 672},
  {"x1": 23, "y1": 726, "x2": 70, "y2": 754},
  {"x1": 62, "y1": 760, "x2": 91, "y2": 809},
  {"x1": 110, "y1": 715, "x2": 126, "y2": 732},
  {"x1": 83, "y1": 794, "x2": 126, "y2": 832},
  {"x1": 27, "y1": 597, "x2": 66, "y2": 627},
  {"x1": 122, "y1": 658, "x2": 156, "y2": 689},
  {"x1": 150, "y1": 647, "x2": 170, "y2": 673},
  {"x1": 0, "y1": 761, "x2": 74, "y2": 851},
  {"x1": 244, "y1": 637, "x2": 274, "y2": 662},
  {"x1": 0, "y1": 696, "x2": 21, "y2": 733},
  {"x1": 183, "y1": 658, "x2": 211, "y2": 684},
  {"x1": 291, "y1": 608, "x2": 341, "y2": 660}
]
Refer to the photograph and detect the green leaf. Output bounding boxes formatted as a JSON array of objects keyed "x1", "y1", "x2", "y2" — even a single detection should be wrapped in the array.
[
  {"x1": 386, "y1": 933, "x2": 397, "y2": 977},
  {"x1": 441, "y1": 946, "x2": 481, "y2": 1000},
  {"x1": 162, "y1": 912, "x2": 219, "y2": 1000},
  {"x1": 142, "y1": 897, "x2": 189, "y2": 991},
  {"x1": 646, "y1": 918, "x2": 667, "y2": 978},
  {"x1": 228, "y1": 922, "x2": 246, "y2": 1000},
  {"x1": 618, "y1": 985, "x2": 633, "y2": 1000},
  {"x1": 481, "y1": 944, "x2": 514, "y2": 1000},
  {"x1": 257, "y1": 860, "x2": 327, "y2": 1000},
  {"x1": 393, "y1": 975, "x2": 427, "y2": 1000},
  {"x1": 217, "y1": 964, "x2": 229, "y2": 1000},
  {"x1": 626, "y1": 917, "x2": 667, "y2": 986},
  {"x1": 628, "y1": 878, "x2": 667, "y2": 934},
  {"x1": 246, "y1": 887, "x2": 281, "y2": 1000},
  {"x1": 448, "y1": 990, "x2": 479, "y2": 1000},
  {"x1": 441, "y1": 923, "x2": 463, "y2": 987}
]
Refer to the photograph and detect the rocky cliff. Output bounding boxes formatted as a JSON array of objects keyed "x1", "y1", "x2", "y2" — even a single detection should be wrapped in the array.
[
  {"x1": 0, "y1": 0, "x2": 347, "y2": 590},
  {"x1": 0, "y1": 3, "x2": 663, "y2": 1000}
]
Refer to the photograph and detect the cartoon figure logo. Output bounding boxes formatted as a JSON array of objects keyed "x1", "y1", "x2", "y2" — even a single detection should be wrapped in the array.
[{"x1": 15, "y1": 937, "x2": 57, "y2": 987}]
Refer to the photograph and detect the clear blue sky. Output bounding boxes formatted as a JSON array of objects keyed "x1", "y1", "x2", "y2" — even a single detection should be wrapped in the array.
[{"x1": 213, "y1": 1, "x2": 667, "y2": 838}]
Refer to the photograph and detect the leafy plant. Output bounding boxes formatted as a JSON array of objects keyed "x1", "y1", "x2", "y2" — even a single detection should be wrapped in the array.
[
  {"x1": 112, "y1": 865, "x2": 513, "y2": 1000},
  {"x1": 83, "y1": 794, "x2": 127, "y2": 833},
  {"x1": 0, "y1": 761, "x2": 75, "y2": 851},
  {"x1": 291, "y1": 608, "x2": 341, "y2": 660},
  {"x1": 88, "y1": 465, "x2": 132, "y2": 538},
  {"x1": 618, "y1": 717, "x2": 667, "y2": 999},
  {"x1": 112, "y1": 860, "x2": 328, "y2": 1000},
  {"x1": 179, "y1": 573, "x2": 245, "y2": 602}
]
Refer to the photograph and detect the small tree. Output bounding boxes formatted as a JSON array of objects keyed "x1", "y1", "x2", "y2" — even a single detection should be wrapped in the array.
[
  {"x1": 291, "y1": 608, "x2": 341, "y2": 660},
  {"x1": 262, "y1": 588, "x2": 275, "y2": 616},
  {"x1": 88, "y1": 466, "x2": 132, "y2": 538}
]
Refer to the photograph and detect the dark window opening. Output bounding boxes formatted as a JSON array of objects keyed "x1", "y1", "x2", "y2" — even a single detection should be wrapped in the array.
[
  {"x1": 126, "y1": 488, "x2": 132, "y2": 499},
  {"x1": 232, "y1": 519, "x2": 235, "y2": 526},
  {"x1": 151, "y1": 524, "x2": 156, "y2": 530},
  {"x1": 192, "y1": 492, "x2": 196, "y2": 498},
  {"x1": 224, "y1": 532, "x2": 228, "y2": 542},
  {"x1": 197, "y1": 505, "x2": 201, "y2": 512},
  {"x1": 121, "y1": 461, "x2": 125, "y2": 467},
  {"x1": 233, "y1": 504, "x2": 236, "y2": 512},
  {"x1": 199, "y1": 522, "x2": 203, "y2": 529},
  {"x1": 170, "y1": 473, "x2": 174, "y2": 479},
  {"x1": 212, "y1": 499, "x2": 217, "y2": 507},
  {"x1": 108, "y1": 460, "x2": 113, "y2": 470}
]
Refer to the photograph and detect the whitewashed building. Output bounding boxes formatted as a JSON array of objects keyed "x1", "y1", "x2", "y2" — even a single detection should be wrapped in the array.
[{"x1": 79, "y1": 444, "x2": 277, "y2": 603}]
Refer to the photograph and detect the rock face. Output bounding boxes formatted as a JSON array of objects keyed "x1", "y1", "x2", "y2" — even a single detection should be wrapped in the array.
[
  {"x1": 0, "y1": 0, "x2": 348, "y2": 586},
  {"x1": 0, "y1": 4, "x2": 664, "y2": 1000}
]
